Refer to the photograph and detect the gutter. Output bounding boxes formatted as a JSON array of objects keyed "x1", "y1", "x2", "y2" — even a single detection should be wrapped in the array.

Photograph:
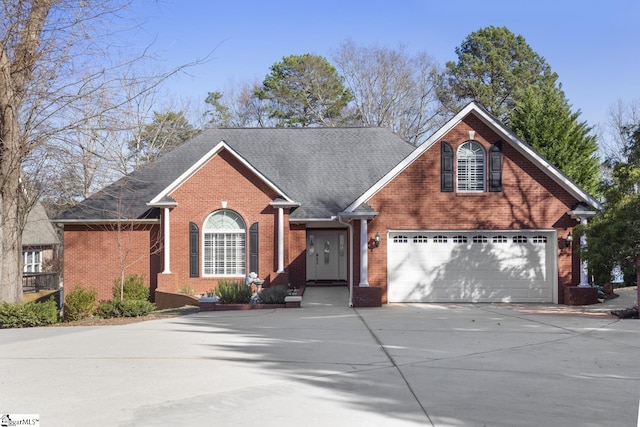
[{"x1": 337, "y1": 214, "x2": 354, "y2": 308}]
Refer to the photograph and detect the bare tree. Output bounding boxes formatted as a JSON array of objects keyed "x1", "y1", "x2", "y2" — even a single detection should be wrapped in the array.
[
  {"x1": 603, "y1": 98, "x2": 640, "y2": 163},
  {"x1": 206, "y1": 80, "x2": 273, "y2": 128},
  {"x1": 333, "y1": 40, "x2": 448, "y2": 145},
  {"x1": 0, "y1": 0, "x2": 206, "y2": 303}
]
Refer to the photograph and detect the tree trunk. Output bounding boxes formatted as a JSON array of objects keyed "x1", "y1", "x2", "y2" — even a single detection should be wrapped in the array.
[{"x1": 0, "y1": 111, "x2": 23, "y2": 303}]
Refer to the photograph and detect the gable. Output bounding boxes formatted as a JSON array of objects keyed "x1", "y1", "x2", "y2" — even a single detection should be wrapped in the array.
[
  {"x1": 150, "y1": 142, "x2": 294, "y2": 207},
  {"x1": 345, "y1": 102, "x2": 601, "y2": 214},
  {"x1": 373, "y1": 118, "x2": 574, "y2": 228},
  {"x1": 169, "y1": 149, "x2": 282, "y2": 220}
]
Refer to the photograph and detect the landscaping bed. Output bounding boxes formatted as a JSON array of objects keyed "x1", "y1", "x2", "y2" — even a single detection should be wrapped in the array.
[{"x1": 199, "y1": 285, "x2": 305, "y2": 312}]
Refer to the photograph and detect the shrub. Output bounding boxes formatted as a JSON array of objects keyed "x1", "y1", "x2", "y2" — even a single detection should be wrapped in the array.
[
  {"x1": 215, "y1": 279, "x2": 252, "y2": 303},
  {"x1": 0, "y1": 298, "x2": 59, "y2": 328},
  {"x1": 98, "y1": 299, "x2": 156, "y2": 318},
  {"x1": 64, "y1": 286, "x2": 98, "y2": 321},
  {"x1": 113, "y1": 274, "x2": 149, "y2": 301},
  {"x1": 176, "y1": 285, "x2": 195, "y2": 296},
  {"x1": 258, "y1": 285, "x2": 288, "y2": 304}
]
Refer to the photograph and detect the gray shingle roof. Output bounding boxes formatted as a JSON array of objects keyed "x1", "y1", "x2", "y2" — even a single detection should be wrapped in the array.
[
  {"x1": 23, "y1": 202, "x2": 59, "y2": 246},
  {"x1": 56, "y1": 127, "x2": 414, "y2": 221}
]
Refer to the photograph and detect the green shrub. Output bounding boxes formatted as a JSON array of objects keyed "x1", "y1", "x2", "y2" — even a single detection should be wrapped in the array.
[
  {"x1": 64, "y1": 286, "x2": 98, "y2": 321},
  {"x1": 98, "y1": 299, "x2": 156, "y2": 318},
  {"x1": 0, "y1": 298, "x2": 59, "y2": 328},
  {"x1": 258, "y1": 285, "x2": 288, "y2": 304},
  {"x1": 176, "y1": 285, "x2": 195, "y2": 296},
  {"x1": 113, "y1": 274, "x2": 149, "y2": 301},
  {"x1": 215, "y1": 279, "x2": 252, "y2": 303}
]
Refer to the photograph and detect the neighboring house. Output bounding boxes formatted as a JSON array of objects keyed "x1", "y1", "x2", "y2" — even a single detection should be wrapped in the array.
[
  {"x1": 23, "y1": 201, "x2": 60, "y2": 273},
  {"x1": 55, "y1": 102, "x2": 601, "y2": 306}
]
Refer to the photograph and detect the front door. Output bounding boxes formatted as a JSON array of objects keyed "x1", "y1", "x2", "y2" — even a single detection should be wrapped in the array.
[{"x1": 306, "y1": 230, "x2": 347, "y2": 281}]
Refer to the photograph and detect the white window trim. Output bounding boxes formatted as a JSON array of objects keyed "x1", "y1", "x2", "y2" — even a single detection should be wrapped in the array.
[
  {"x1": 23, "y1": 249, "x2": 42, "y2": 273},
  {"x1": 202, "y1": 210, "x2": 246, "y2": 277}
]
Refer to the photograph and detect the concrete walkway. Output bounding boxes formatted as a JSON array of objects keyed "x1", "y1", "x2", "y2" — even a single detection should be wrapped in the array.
[{"x1": 1, "y1": 287, "x2": 639, "y2": 426}]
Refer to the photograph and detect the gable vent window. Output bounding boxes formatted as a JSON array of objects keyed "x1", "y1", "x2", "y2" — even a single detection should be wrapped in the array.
[
  {"x1": 513, "y1": 235, "x2": 528, "y2": 244},
  {"x1": 453, "y1": 235, "x2": 468, "y2": 244},
  {"x1": 413, "y1": 235, "x2": 428, "y2": 243},
  {"x1": 472, "y1": 235, "x2": 488, "y2": 243},
  {"x1": 433, "y1": 235, "x2": 448, "y2": 243},
  {"x1": 457, "y1": 141, "x2": 485, "y2": 192},
  {"x1": 492, "y1": 235, "x2": 508, "y2": 243},
  {"x1": 393, "y1": 235, "x2": 408, "y2": 243},
  {"x1": 532, "y1": 236, "x2": 547, "y2": 244}
]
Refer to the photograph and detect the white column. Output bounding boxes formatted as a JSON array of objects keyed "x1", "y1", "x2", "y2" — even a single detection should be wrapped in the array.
[
  {"x1": 277, "y1": 207, "x2": 284, "y2": 273},
  {"x1": 359, "y1": 219, "x2": 369, "y2": 286},
  {"x1": 578, "y1": 217, "x2": 589, "y2": 287},
  {"x1": 162, "y1": 207, "x2": 171, "y2": 274}
]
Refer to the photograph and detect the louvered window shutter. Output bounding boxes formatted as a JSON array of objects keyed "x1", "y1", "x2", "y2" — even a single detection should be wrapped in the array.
[
  {"x1": 489, "y1": 141, "x2": 503, "y2": 192},
  {"x1": 189, "y1": 222, "x2": 199, "y2": 277},
  {"x1": 441, "y1": 141, "x2": 454, "y2": 192},
  {"x1": 250, "y1": 222, "x2": 259, "y2": 274}
]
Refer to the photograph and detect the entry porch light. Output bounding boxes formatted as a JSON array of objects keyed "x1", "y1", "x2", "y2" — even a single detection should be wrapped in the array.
[{"x1": 565, "y1": 232, "x2": 573, "y2": 248}]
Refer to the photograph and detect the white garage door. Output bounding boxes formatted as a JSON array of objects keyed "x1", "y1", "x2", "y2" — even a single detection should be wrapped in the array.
[{"x1": 387, "y1": 230, "x2": 557, "y2": 303}]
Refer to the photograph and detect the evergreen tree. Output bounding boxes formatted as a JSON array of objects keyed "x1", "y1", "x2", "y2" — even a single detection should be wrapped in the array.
[
  {"x1": 255, "y1": 54, "x2": 352, "y2": 127},
  {"x1": 443, "y1": 26, "x2": 557, "y2": 121},
  {"x1": 507, "y1": 84, "x2": 600, "y2": 195},
  {"x1": 583, "y1": 124, "x2": 640, "y2": 285}
]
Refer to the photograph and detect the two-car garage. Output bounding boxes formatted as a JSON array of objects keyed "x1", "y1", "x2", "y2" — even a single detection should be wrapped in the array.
[{"x1": 387, "y1": 230, "x2": 557, "y2": 303}]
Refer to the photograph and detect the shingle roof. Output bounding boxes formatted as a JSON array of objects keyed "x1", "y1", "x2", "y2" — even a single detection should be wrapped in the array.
[
  {"x1": 23, "y1": 202, "x2": 59, "y2": 246},
  {"x1": 56, "y1": 127, "x2": 414, "y2": 221}
]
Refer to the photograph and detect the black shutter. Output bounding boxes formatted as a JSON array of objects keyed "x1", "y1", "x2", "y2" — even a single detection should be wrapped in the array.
[
  {"x1": 489, "y1": 141, "x2": 503, "y2": 192},
  {"x1": 249, "y1": 222, "x2": 259, "y2": 274},
  {"x1": 189, "y1": 222, "x2": 199, "y2": 277},
  {"x1": 441, "y1": 141, "x2": 454, "y2": 192}
]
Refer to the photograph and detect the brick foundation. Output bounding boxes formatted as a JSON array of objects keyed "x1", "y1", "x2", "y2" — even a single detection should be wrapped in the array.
[
  {"x1": 352, "y1": 286, "x2": 382, "y2": 307},
  {"x1": 155, "y1": 290, "x2": 200, "y2": 310},
  {"x1": 564, "y1": 286, "x2": 598, "y2": 306}
]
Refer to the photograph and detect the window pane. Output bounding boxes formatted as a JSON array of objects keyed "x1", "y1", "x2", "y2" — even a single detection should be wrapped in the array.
[
  {"x1": 204, "y1": 232, "x2": 246, "y2": 276},
  {"x1": 457, "y1": 141, "x2": 485, "y2": 191}
]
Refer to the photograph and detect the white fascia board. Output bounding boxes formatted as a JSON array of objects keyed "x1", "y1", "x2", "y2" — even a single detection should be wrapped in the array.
[
  {"x1": 148, "y1": 141, "x2": 295, "y2": 206},
  {"x1": 338, "y1": 210, "x2": 378, "y2": 220},
  {"x1": 345, "y1": 102, "x2": 602, "y2": 213},
  {"x1": 344, "y1": 105, "x2": 473, "y2": 213},
  {"x1": 270, "y1": 200, "x2": 300, "y2": 208},
  {"x1": 470, "y1": 104, "x2": 603, "y2": 211}
]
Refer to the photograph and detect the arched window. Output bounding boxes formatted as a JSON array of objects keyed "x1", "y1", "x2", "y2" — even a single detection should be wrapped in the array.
[
  {"x1": 457, "y1": 141, "x2": 485, "y2": 192},
  {"x1": 203, "y1": 210, "x2": 246, "y2": 276}
]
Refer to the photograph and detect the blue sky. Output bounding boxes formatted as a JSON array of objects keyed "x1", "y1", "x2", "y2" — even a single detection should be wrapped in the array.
[{"x1": 126, "y1": 0, "x2": 640, "y2": 131}]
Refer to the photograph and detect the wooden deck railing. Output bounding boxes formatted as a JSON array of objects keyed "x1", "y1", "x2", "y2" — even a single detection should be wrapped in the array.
[{"x1": 22, "y1": 272, "x2": 60, "y2": 293}]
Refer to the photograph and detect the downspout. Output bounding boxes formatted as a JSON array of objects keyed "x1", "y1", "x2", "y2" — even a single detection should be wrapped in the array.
[{"x1": 338, "y1": 214, "x2": 354, "y2": 307}]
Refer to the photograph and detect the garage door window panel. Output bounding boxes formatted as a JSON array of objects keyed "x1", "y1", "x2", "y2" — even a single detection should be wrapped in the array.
[{"x1": 473, "y1": 235, "x2": 488, "y2": 243}]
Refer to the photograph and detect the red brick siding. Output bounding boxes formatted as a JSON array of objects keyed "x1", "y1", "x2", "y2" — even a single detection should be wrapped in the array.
[
  {"x1": 288, "y1": 224, "x2": 307, "y2": 285},
  {"x1": 352, "y1": 286, "x2": 382, "y2": 307},
  {"x1": 159, "y1": 149, "x2": 283, "y2": 295},
  {"x1": 63, "y1": 223, "x2": 161, "y2": 302},
  {"x1": 360, "y1": 116, "x2": 580, "y2": 303}
]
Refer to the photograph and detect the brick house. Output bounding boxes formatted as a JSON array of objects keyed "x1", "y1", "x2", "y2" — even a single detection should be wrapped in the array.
[{"x1": 55, "y1": 102, "x2": 600, "y2": 306}]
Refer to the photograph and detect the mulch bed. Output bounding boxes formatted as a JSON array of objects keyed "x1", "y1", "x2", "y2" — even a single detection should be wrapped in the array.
[{"x1": 52, "y1": 306, "x2": 200, "y2": 327}]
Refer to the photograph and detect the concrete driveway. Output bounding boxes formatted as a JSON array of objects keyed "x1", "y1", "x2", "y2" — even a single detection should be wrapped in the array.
[{"x1": 1, "y1": 287, "x2": 639, "y2": 427}]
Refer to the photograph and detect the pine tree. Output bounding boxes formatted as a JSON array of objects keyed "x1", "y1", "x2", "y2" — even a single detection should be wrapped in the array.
[{"x1": 507, "y1": 84, "x2": 600, "y2": 195}]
